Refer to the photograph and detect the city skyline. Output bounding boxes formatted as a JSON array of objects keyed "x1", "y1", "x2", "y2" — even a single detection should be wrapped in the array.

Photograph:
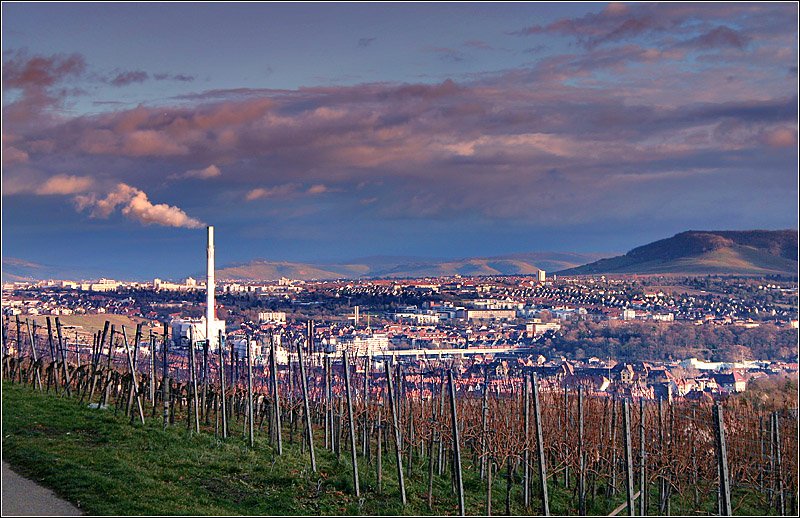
[{"x1": 3, "y1": 2, "x2": 798, "y2": 278}]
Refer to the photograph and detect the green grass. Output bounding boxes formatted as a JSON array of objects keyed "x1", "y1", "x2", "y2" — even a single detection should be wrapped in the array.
[{"x1": 1, "y1": 382, "x2": 779, "y2": 515}]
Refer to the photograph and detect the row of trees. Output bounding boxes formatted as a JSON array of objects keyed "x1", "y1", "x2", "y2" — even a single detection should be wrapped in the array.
[{"x1": 542, "y1": 320, "x2": 798, "y2": 362}]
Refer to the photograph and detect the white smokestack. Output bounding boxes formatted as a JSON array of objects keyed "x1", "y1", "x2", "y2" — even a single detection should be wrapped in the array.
[{"x1": 206, "y1": 225, "x2": 215, "y2": 349}]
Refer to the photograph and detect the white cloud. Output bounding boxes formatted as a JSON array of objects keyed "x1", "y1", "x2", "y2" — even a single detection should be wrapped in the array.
[{"x1": 74, "y1": 183, "x2": 204, "y2": 228}]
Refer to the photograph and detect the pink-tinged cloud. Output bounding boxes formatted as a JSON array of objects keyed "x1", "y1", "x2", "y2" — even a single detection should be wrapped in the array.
[
  {"x1": 762, "y1": 127, "x2": 797, "y2": 148},
  {"x1": 168, "y1": 164, "x2": 222, "y2": 180},
  {"x1": 3, "y1": 51, "x2": 86, "y2": 89},
  {"x1": 2, "y1": 146, "x2": 29, "y2": 165},
  {"x1": 35, "y1": 174, "x2": 95, "y2": 195},
  {"x1": 75, "y1": 183, "x2": 204, "y2": 228},
  {"x1": 307, "y1": 184, "x2": 328, "y2": 195},
  {"x1": 245, "y1": 184, "x2": 300, "y2": 201},
  {"x1": 3, "y1": 51, "x2": 87, "y2": 128}
]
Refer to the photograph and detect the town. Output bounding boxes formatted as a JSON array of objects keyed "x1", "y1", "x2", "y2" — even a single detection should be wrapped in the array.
[{"x1": 4, "y1": 267, "x2": 797, "y2": 404}]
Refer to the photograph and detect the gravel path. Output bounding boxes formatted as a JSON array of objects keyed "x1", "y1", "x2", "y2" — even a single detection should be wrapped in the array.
[{"x1": 1, "y1": 461, "x2": 82, "y2": 516}]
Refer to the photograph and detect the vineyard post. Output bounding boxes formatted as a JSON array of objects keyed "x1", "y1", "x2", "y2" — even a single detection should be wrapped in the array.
[
  {"x1": 666, "y1": 401, "x2": 674, "y2": 515},
  {"x1": 296, "y1": 334, "x2": 317, "y2": 472},
  {"x1": 246, "y1": 335, "x2": 255, "y2": 448},
  {"x1": 188, "y1": 327, "x2": 201, "y2": 434},
  {"x1": 87, "y1": 321, "x2": 108, "y2": 402},
  {"x1": 100, "y1": 324, "x2": 115, "y2": 407},
  {"x1": 126, "y1": 324, "x2": 142, "y2": 416},
  {"x1": 376, "y1": 404, "x2": 383, "y2": 493},
  {"x1": 363, "y1": 354, "x2": 370, "y2": 460},
  {"x1": 437, "y1": 377, "x2": 446, "y2": 476},
  {"x1": 712, "y1": 402, "x2": 732, "y2": 516},
  {"x1": 758, "y1": 416, "x2": 765, "y2": 493},
  {"x1": 610, "y1": 395, "x2": 618, "y2": 497},
  {"x1": 639, "y1": 398, "x2": 646, "y2": 517},
  {"x1": 773, "y1": 412, "x2": 784, "y2": 515},
  {"x1": 269, "y1": 333, "x2": 281, "y2": 454},
  {"x1": 658, "y1": 397, "x2": 666, "y2": 514},
  {"x1": 384, "y1": 360, "x2": 406, "y2": 505},
  {"x1": 121, "y1": 326, "x2": 145, "y2": 425},
  {"x1": 218, "y1": 330, "x2": 227, "y2": 438},
  {"x1": 481, "y1": 367, "x2": 490, "y2": 479},
  {"x1": 149, "y1": 334, "x2": 156, "y2": 406},
  {"x1": 623, "y1": 399, "x2": 635, "y2": 517},
  {"x1": 334, "y1": 395, "x2": 342, "y2": 459},
  {"x1": 427, "y1": 423, "x2": 436, "y2": 510},
  {"x1": 202, "y1": 339, "x2": 209, "y2": 425},
  {"x1": 578, "y1": 386, "x2": 586, "y2": 515},
  {"x1": 14, "y1": 315, "x2": 21, "y2": 384},
  {"x1": 532, "y1": 373, "x2": 550, "y2": 516},
  {"x1": 486, "y1": 457, "x2": 493, "y2": 516},
  {"x1": 288, "y1": 358, "x2": 294, "y2": 444},
  {"x1": 25, "y1": 320, "x2": 42, "y2": 391},
  {"x1": 564, "y1": 386, "x2": 570, "y2": 488},
  {"x1": 46, "y1": 317, "x2": 58, "y2": 392},
  {"x1": 323, "y1": 355, "x2": 330, "y2": 449},
  {"x1": 448, "y1": 369, "x2": 466, "y2": 516},
  {"x1": 230, "y1": 335, "x2": 237, "y2": 425},
  {"x1": 162, "y1": 321, "x2": 169, "y2": 430},
  {"x1": 343, "y1": 350, "x2": 360, "y2": 496},
  {"x1": 523, "y1": 372, "x2": 531, "y2": 508},
  {"x1": 55, "y1": 317, "x2": 71, "y2": 395}
]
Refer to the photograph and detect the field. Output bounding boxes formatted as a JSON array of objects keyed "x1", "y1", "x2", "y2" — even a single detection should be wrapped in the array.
[
  {"x1": 23, "y1": 314, "x2": 156, "y2": 342},
  {"x1": 4, "y1": 380, "x2": 793, "y2": 516}
]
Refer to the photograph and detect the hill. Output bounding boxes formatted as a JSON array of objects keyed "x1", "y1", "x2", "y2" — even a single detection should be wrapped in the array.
[
  {"x1": 213, "y1": 252, "x2": 606, "y2": 281},
  {"x1": 559, "y1": 230, "x2": 798, "y2": 276}
]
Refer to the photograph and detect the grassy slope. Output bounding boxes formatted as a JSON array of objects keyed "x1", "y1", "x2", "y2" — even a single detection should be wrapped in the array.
[
  {"x1": 2, "y1": 383, "x2": 768, "y2": 515},
  {"x1": 562, "y1": 245, "x2": 797, "y2": 276}
]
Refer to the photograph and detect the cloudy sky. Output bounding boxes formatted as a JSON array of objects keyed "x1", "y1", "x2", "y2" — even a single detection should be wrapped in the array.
[{"x1": 2, "y1": 2, "x2": 798, "y2": 279}]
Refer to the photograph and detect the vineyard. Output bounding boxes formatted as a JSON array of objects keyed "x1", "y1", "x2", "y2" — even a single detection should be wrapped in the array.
[{"x1": 2, "y1": 316, "x2": 798, "y2": 516}]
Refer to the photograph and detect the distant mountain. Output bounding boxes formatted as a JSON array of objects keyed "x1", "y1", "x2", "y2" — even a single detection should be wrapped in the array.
[
  {"x1": 214, "y1": 252, "x2": 606, "y2": 281},
  {"x1": 559, "y1": 230, "x2": 798, "y2": 276},
  {"x1": 2, "y1": 258, "x2": 58, "y2": 282}
]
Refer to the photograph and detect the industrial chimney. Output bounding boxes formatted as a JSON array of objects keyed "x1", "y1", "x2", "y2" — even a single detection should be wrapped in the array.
[{"x1": 207, "y1": 225, "x2": 215, "y2": 350}]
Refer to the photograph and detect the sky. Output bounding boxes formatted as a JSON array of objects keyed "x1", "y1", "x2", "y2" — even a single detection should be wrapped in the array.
[{"x1": 2, "y1": 2, "x2": 798, "y2": 280}]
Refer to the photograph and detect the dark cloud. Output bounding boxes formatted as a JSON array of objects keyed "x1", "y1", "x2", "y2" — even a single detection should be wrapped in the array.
[
  {"x1": 463, "y1": 40, "x2": 492, "y2": 50},
  {"x1": 512, "y1": 3, "x2": 791, "y2": 50},
  {"x1": 357, "y1": 37, "x2": 376, "y2": 48},
  {"x1": 110, "y1": 70, "x2": 149, "y2": 86},
  {"x1": 680, "y1": 26, "x2": 750, "y2": 50},
  {"x1": 153, "y1": 72, "x2": 197, "y2": 82},
  {"x1": 424, "y1": 46, "x2": 466, "y2": 63}
]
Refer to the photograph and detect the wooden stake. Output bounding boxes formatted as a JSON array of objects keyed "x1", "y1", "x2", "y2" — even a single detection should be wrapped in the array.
[
  {"x1": 622, "y1": 399, "x2": 635, "y2": 517},
  {"x1": 296, "y1": 333, "x2": 316, "y2": 472},
  {"x1": 447, "y1": 369, "x2": 465, "y2": 516},
  {"x1": 531, "y1": 373, "x2": 550, "y2": 516},
  {"x1": 713, "y1": 403, "x2": 732, "y2": 516},
  {"x1": 343, "y1": 350, "x2": 360, "y2": 496},
  {"x1": 246, "y1": 335, "x2": 254, "y2": 447},
  {"x1": 384, "y1": 360, "x2": 406, "y2": 505},
  {"x1": 269, "y1": 332, "x2": 281, "y2": 453},
  {"x1": 121, "y1": 326, "x2": 145, "y2": 425}
]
